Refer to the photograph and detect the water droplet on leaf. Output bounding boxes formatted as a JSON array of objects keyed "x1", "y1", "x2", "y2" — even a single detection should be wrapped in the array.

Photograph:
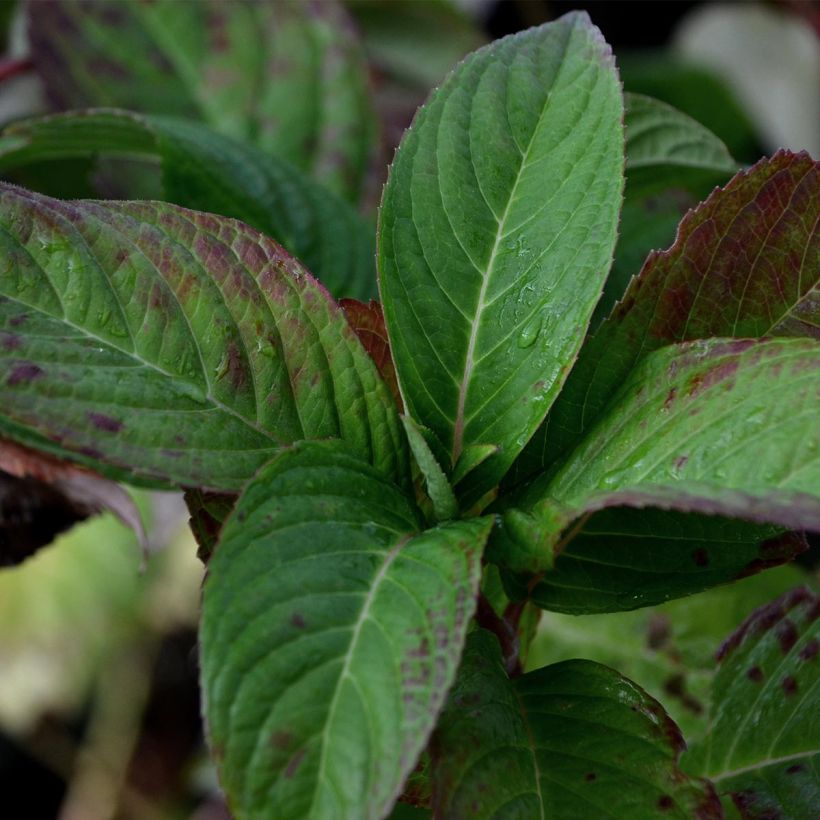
[{"x1": 517, "y1": 315, "x2": 542, "y2": 348}]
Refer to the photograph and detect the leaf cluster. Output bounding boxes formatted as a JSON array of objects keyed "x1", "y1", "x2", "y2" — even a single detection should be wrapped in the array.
[{"x1": 0, "y1": 3, "x2": 818, "y2": 817}]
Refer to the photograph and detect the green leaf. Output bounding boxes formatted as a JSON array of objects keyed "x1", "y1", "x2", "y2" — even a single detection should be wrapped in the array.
[
  {"x1": 514, "y1": 509, "x2": 807, "y2": 614},
  {"x1": 29, "y1": 0, "x2": 374, "y2": 200},
  {"x1": 503, "y1": 339, "x2": 820, "y2": 576},
  {"x1": 547, "y1": 338, "x2": 820, "y2": 522},
  {"x1": 378, "y1": 12, "x2": 624, "y2": 506},
  {"x1": 401, "y1": 415, "x2": 458, "y2": 523},
  {"x1": 527, "y1": 565, "x2": 811, "y2": 743},
  {"x1": 595, "y1": 93, "x2": 738, "y2": 324},
  {"x1": 350, "y1": 0, "x2": 485, "y2": 91},
  {"x1": 513, "y1": 149, "x2": 819, "y2": 484},
  {"x1": 619, "y1": 55, "x2": 761, "y2": 163},
  {"x1": 431, "y1": 630, "x2": 720, "y2": 818},
  {"x1": 683, "y1": 587, "x2": 820, "y2": 818},
  {"x1": 492, "y1": 337, "x2": 820, "y2": 605},
  {"x1": 200, "y1": 441, "x2": 491, "y2": 819},
  {"x1": 0, "y1": 110, "x2": 375, "y2": 299},
  {"x1": 623, "y1": 93, "x2": 737, "y2": 175},
  {"x1": 0, "y1": 184, "x2": 406, "y2": 490}
]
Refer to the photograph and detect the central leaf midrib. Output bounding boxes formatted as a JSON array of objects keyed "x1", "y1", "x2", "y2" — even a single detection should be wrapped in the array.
[
  {"x1": 450, "y1": 40, "x2": 571, "y2": 464},
  {"x1": 306, "y1": 533, "x2": 412, "y2": 815}
]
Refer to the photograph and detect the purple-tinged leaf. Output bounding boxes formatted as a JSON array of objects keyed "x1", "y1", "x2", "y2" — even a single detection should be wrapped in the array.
[
  {"x1": 0, "y1": 184, "x2": 406, "y2": 491},
  {"x1": 492, "y1": 337, "x2": 820, "y2": 609},
  {"x1": 514, "y1": 150, "x2": 819, "y2": 483},
  {"x1": 683, "y1": 587, "x2": 820, "y2": 818},
  {"x1": 27, "y1": 0, "x2": 375, "y2": 201},
  {"x1": 340, "y1": 298, "x2": 401, "y2": 409}
]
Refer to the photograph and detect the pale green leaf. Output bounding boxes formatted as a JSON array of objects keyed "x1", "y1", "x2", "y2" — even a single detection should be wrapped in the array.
[
  {"x1": 378, "y1": 12, "x2": 624, "y2": 506},
  {"x1": 401, "y1": 415, "x2": 458, "y2": 522}
]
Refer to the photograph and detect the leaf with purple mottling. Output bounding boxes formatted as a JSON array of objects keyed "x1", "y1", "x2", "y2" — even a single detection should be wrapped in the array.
[
  {"x1": 0, "y1": 184, "x2": 406, "y2": 490},
  {"x1": 0, "y1": 110, "x2": 376, "y2": 298},
  {"x1": 28, "y1": 0, "x2": 375, "y2": 200},
  {"x1": 514, "y1": 150, "x2": 819, "y2": 484},
  {"x1": 492, "y1": 337, "x2": 820, "y2": 607},
  {"x1": 683, "y1": 587, "x2": 820, "y2": 818}
]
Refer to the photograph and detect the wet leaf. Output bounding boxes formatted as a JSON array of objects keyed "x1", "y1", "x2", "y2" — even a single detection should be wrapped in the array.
[
  {"x1": 515, "y1": 150, "x2": 819, "y2": 484},
  {"x1": 494, "y1": 338, "x2": 820, "y2": 594},
  {"x1": 0, "y1": 185, "x2": 406, "y2": 490},
  {"x1": 524, "y1": 151, "x2": 820, "y2": 483},
  {"x1": 378, "y1": 12, "x2": 623, "y2": 506}
]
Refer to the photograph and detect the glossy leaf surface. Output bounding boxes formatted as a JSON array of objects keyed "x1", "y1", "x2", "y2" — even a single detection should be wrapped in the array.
[
  {"x1": 28, "y1": 0, "x2": 374, "y2": 200},
  {"x1": 494, "y1": 338, "x2": 820, "y2": 599},
  {"x1": 0, "y1": 185, "x2": 405, "y2": 490},
  {"x1": 200, "y1": 441, "x2": 489, "y2": 819},
  {"x1": 684, "y1": 588, "x2": 820, "y2": 818},
  {"x1": 432, "y1": 630, "x2": 719, "y2": 818},
  {"x1": 378, "y1": 12, "x2": 623, "y2": 504},
  {"x1": 516, "y1": 150, "x2": 819, "y2": 483},
  {"x1": 0, "y1": 110, "x2": 375, "y2": 298}
]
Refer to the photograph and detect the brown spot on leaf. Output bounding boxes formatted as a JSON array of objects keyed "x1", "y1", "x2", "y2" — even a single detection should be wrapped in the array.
[
  {"x1": 692, "y1": 548, "x2": 709, "y2": 567},
  {"x1": 585, "y1": 772, "x2": 597, "y2": 782},
  {"x1": 799, "y1": 638, "x2": 818, "y2": 661},
  {"x1": 663, "y1": 674, "x2": 704, "y2": 715},
  {"x1": 781, "y1": 675, "x2": 798, "y2": 696},
  {"x1": 284, "y1": 748, "x2": 306, "y2": 779},
  {"x1": 747, "y1": 666, "x2": 764, "y2": 682},
  {"x1": 646, "y1": 614, "x2": 671, "y2": 650},
  {"x1": 290, "y1": 613, "x2": 306, "y2": 629},
  {"x1": 717, "y1": 587, "x2": 815, "y2": 661},
  {"x1": 786, "y1": 764, "x2": 805, "y2": 775},
  {"x1": 657, "y1": 795, "x2": 674, "y2": 811},
  {"x1": 775, "y1": 619, "x2": 799, "y2": 654},
  {"x1": 7, "y1": 363, "x2": 43, "y2": 386},
  {"x1": 663, "y1": 387, "x2": 677, "y2": 409},
  {"x1": 87, "y1": 412, "x2": 123, "y2": 433},
  {"x1": 1, "y1": 333, "x2": 21, "y2": 351},
  {"x1": 270, "y1": 730, "x2": 293, "y2": 750}
]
